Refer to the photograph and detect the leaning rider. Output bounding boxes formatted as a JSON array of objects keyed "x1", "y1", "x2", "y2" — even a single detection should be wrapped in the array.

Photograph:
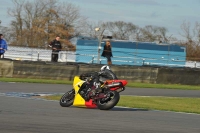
[{"x1": 79, "y1": 65, "x2": 117, "y2": 98}]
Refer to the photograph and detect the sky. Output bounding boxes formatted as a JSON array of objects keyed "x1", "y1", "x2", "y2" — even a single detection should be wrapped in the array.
[{"x1": 0, "y1": 0, "x2": 200, "y2": 40}]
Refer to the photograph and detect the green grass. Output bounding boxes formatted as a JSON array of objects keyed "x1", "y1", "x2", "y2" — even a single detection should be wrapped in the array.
[
  {"x1": 118, "y1": 96, "x2": 200, "y2": 114},
  {"x1": 43, "y1": 95, "x2": 200, "y2": 114},
  {"x1": 0, "y1": 77, "x2": 72, "y2": 84},
  {"x1": 0, "y1": 77, "x2": 200, "y2": 90},
  {"x1": 128, "y1": 82, "x2": 200, "y2": 90}
]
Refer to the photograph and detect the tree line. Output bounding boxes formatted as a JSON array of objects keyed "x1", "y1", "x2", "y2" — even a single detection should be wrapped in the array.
[{"x1": 0, "y1": 0, "x2": 200, "y2": 61}]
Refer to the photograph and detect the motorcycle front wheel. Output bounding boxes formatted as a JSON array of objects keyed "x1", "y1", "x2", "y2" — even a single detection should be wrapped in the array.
[
  {"x1": 60, "y1": 89, "x2": 75, "y2": 107},
  {"x1": 97, "y1": 91, "x2": 120, "y2": 110}
]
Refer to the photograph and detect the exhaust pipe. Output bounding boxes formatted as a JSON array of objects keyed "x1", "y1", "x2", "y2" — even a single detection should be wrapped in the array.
[
  {"x1": 116, "y1": 87, "x2": 125, "y2": 93},
  {"x1": 105, "y1": 82, "x2": 122, "y2": 88}
]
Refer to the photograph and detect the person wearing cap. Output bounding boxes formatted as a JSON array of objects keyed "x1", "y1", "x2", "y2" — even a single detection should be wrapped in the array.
[
  {"x1": 101, "y1": 40, "x2": 113, "y2": 65},
  {"x1": 0, "y1": 34, "x2": 7, "y2": 59}
]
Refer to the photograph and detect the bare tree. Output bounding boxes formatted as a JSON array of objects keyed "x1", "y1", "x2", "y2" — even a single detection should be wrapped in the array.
[
  {"x1": 193, "y1": 22, "x2": 200, "y2": 44},
  {"x1": 7, "y1": 0, "x2": 87, "y2": 50},
  {"x1": 83, "y1": 21, "x2": 169, "y2": 43},
  {"x1": 180, "y1": 21, "x2": 193, "y2": 41},
  {"x1": 179, "y1": 21, "x2": 200, "y2": 61},
  {"x1": 138, "y1": 25, "x2": 168, "y2": 42},
  {"x1": 57, "y1": 2, "x2": 87, "y2": 39},
  {"x1": 157, "y1": 27, "x2": 168, "y2": 42},
  {"x1": 102, "y1": 21, "x2": 139, "y2": 40},
  {"x1": 79, "y1": 21, "x2": 105, "y2": 38},
  {"x1": 8, "y1": 0, "x2": 25, "y2": 45},
  {"x1": 0, "y1": 26, "x2": 13, "y2": 44}
]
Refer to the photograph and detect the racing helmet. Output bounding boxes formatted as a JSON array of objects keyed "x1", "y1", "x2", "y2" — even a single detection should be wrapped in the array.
[{"x1": 100, "y1": 65, "x2": 110, "y2": 71}]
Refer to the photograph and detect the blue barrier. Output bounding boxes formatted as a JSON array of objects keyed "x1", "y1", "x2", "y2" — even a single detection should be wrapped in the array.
[{"x1": 75, "y1": 37, "x2": 186, "y2": 67}]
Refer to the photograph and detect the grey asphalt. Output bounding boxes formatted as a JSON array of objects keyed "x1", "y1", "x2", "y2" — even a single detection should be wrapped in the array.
[
  {"x1": 0, "y1": 82, "x2": 200, "y2": 97},
  {"x1": 0, "y1": 82, "x2": 200, "y2": 133}
]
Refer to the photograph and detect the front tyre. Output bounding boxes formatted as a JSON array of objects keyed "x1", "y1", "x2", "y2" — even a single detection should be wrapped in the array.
[
  {"x1": 60, "y1": 89, "x2": 75, "y2": 107},
  {"x1": 97, "y1": 91, "x2": 120, "y2": 110}
]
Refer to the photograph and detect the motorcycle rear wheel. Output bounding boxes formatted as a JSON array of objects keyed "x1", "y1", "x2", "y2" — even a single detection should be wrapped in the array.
[
  {"x1": 97, "y1": 91, "x2": 120, "y2": 110},
  {"x1": 60, "y1": 89, "x2": 75, "y2": 107}
]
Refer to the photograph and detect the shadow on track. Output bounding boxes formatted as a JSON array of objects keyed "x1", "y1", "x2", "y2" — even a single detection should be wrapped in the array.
[
  {"x1": 110, "y1": 107, "x2": 149, "y2": 111},
  {"x1": 65, "y1": 106, "x2": 149, "y2": 112}
]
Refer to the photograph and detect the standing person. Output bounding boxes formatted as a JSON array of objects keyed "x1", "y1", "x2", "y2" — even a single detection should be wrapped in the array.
[
  {"x1": 101, "y1": 40, "x2": 113, "y2": 65},
  {"x1": 49, "y1": 36, "x2": 62, "y2": 62},
  {"x1": 0, "y1": 34, "x2": 7, "y2": 59}
]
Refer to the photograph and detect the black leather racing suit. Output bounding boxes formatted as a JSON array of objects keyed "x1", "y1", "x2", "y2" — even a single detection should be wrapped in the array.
[
  {"x1": 79, "y1": 69, "x2": 118, "y2": 99},
  {"x1": 80, "y1": 69, "x2": 117, "y2": 83}
]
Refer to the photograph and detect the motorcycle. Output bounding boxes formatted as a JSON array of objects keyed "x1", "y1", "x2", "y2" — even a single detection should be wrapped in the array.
[{"x1": 60, "y1": 73, "x2": 128, "y2": 110}]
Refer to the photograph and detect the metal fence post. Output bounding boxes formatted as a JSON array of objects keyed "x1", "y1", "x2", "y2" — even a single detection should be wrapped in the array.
[
  {"x1": 143, "y1": 59, "x2": 145, "y2": 65},
  {"x1": 92, "y1": 55, "x2": 94, "y2": 64},
  {"x1": 37, "y1": 52, "x2": 39, "y2": 61},
  {"x1": 97, "y1": 29, "x2": 105, "y2": 64}
]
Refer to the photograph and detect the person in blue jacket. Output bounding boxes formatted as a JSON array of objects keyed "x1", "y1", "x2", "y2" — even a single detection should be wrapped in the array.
[{"x1": 0, "y1": 34, "x2": 7, "y2": 59}]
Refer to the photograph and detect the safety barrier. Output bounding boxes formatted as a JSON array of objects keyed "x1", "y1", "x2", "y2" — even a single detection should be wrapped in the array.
[{"x1": 3, "y1": 46, "x2": 200, "y2": 68}]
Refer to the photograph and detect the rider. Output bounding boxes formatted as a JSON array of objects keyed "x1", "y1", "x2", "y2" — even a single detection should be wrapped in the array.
[
  {"x1": 80, "y1": 65, "x2": 117, "y2": 81},
  {"x1": 99, "y1": 65, "x2": 118, "y2": 80},
  {"x1": 79, "y1": 65, "x2": 118, "y2": 99}
]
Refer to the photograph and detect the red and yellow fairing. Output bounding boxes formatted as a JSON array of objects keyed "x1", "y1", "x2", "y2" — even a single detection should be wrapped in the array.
[{"x1": 72, "y1": 76, "x2": 97, "y2": 108}]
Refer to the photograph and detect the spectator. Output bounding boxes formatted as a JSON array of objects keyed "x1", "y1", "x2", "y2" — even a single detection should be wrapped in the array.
[
  {"x1": 0, "y1": 34, "x2": 7, "y2": 59},
  {"x1": 101, "y1": 40, "x2": 113, "y2": 65},
  {"x1": 49, "y1": 35, "x2": 62, "y2": 62}
]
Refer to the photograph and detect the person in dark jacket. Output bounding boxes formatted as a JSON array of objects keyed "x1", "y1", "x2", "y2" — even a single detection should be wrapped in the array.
[
  {"x1": 0, "y1": 34, "x2": 7, "y2": 59},
  {"x1": 101, "y1": 40, "x2": 113, "y2": 65},
  {"x1": 49, "y1": 36, "x2": 62, "y2": 62}
]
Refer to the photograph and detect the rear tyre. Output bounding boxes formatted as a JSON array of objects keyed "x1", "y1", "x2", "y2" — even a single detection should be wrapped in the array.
[
  {"x1": 97, "y1": 91, "x2": 120, "y2": 110},
  {"x1": 60, "y1": 89, "x2": 75, "y2": 107}
]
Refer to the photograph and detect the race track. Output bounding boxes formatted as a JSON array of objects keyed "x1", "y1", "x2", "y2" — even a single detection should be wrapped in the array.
[{"x1": 0, "y1": 82, "x2": 200, "y2": 133}]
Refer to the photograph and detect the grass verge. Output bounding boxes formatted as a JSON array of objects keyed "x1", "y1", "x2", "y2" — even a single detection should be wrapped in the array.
[
  {"x1": 0, "y1": 77, "x2": 200, "y2": 90},
  {"x1": 127, "y1": 82, "x2": 200, "y2": 90},
  {"x1": 43, "y1": 95, "x2": 200, "y2": 114},
  {"x1": 0, "y1": 77, "x2": 72, "y2": 84},
  {"x1": 118, "y1": 96, "x2": 200, "y2": 114}
]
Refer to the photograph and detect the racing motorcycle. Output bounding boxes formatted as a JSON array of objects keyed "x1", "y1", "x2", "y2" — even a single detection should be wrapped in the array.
[{"x1": 60, "y1": 67, "x2": 128, "y2": 110}]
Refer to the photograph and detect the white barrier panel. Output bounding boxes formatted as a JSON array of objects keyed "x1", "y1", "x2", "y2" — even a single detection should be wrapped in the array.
[{"x1": 4, "y1": 46, "x2": 75, "y2": 62}]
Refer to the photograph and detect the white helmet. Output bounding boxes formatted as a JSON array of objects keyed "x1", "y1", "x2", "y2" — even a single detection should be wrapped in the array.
[{"x1": 100, "y1": 65, "x2": 110, "y2": 71}]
